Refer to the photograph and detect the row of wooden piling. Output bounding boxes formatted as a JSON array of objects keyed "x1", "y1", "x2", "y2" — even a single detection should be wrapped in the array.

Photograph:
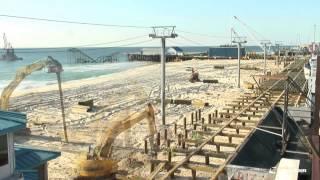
[{"x1": 144, "y1": 89, "x2": 282, "y2": 179}]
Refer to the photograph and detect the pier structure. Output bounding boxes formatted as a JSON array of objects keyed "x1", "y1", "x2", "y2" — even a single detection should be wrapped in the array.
[
  {"x1": 67, "y1": 48, "x2": 118, "y2": 64},
  {"x1": 138, "y1": 58, "x2": 313, "y2": 179}
]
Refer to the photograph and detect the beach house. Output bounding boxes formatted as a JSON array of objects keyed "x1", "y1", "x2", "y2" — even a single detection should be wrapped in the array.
[{"x1": 0, "y1": 110, "x2": 60, "y2": 180}]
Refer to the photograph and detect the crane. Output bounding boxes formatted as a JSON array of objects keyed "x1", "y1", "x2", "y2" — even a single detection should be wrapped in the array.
[
  {"x1": 0, "y1": 56, "x2": 69, "y2": 142},
  {"x1": 3, "y1": 33, "x2": 8, "y2": 50},
  {"x1": 233, "y1": 16, "x2": 270, "y2": 51}
]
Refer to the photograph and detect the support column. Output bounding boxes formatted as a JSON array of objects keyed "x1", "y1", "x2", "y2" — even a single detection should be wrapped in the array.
[{"x1": 161, "y1": 37, "x2": 166, "y2": 125}]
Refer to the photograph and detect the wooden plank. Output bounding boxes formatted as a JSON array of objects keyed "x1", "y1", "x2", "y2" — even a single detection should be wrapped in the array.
[
  {"x1": 151, "y1": 160, "x2": 218, "y2": 173},
  {"x1": 218, "y1": 112, "x2": 262, "y2": 118},
  {"x1": 184, "y1": 139, "x2": 238, "y2": 148},
  {"x1": 219, "y1": 132, "x2": 246, "y2": 138},
  {"x1": 159, "y1": 72, "x2": 289, "y2": 179},
  {"x1": 211, "y1": 86, "x2": 288, "y2": 179},
  {"x1": 192, "y1": 130, "x2": 246, "y2": 138},
  {"x1": 172, "y1": 148, "x2": 231, "y2": 159},
  {"x1": 204, "y1": 123, "x2": 254, "y2": 130},
  {"x1": 148, "y1": 162, "x2": 166, "y2": 180}
]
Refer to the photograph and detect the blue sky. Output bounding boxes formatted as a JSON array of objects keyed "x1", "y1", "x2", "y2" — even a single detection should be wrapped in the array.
[{"x1": 0, "y1": 0, "x2": 319, "y2": 47}]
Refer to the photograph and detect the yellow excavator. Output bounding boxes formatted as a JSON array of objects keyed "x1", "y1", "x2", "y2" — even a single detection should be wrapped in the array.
[
  {"x1": 78, "y1": 103, "x2": 157, "y2": 178},
  {"x1": 0, "y1": 56, "x2": 69, "y2": 142}
]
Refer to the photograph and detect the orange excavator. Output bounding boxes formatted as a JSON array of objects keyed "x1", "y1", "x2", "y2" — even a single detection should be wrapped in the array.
[{"x1": 78, "y1": 103, "x2": 157, "y2": 178}]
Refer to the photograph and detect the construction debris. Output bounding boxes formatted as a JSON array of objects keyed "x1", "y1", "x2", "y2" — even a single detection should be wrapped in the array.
[
  {"x1": 189, "y1": 68, "x2": 201, "y2": 83},
  {"x1": 243, "y1": 81, "x2": 254, "y2": 89},
  {"x1": 203, "y1": 79, "x2": 219, "y2": 84},
  {"x1": 214, "y1": 65, "x2": 225, "y2": 69}
]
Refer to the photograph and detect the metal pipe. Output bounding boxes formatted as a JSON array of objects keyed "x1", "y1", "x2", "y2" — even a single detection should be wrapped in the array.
[
  {"x1": 237, "y1": 43, "x2": 241, "y2": 88},
  {"x1": 264, "y1": 43, "x2": 267, "y2": 75},
  {"x1": 255, "y1": 127, "x2": 282, "y2": 137},
  {"x1": 161, "y1": 37, "x2": 166, "y2": 125},
  {"x1": 56, "y1": 72, "x2": 68, "y2": 143}
]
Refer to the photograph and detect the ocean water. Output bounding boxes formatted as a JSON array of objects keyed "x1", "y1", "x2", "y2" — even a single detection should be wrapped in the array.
[
  {"x1": 0, "y1": 47, "x2": 147, "y2": 91},
  {"x1": 0, "y1": 46, "x2": 263, "y2": 92}
]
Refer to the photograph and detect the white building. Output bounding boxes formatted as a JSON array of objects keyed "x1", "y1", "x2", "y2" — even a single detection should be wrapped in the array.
[
  {"x1": 140, "y1": 47, "x2": 184, "y2": 56},
  {"x1": 167, "y1": 47, "x2": 184, "y2": 56}
]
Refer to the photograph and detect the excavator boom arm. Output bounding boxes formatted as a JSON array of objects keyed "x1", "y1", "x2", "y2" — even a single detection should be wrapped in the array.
[
  {"x1": 98, "y1": 103, "x2": 156, "y2": 158},
  {"x1": 0, "y1": 56, "x2": 63, "y2": 110}
]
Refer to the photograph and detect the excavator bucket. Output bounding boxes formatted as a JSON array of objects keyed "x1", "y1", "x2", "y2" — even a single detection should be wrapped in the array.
[{"x1": 78, "y1": 159, "x2": 118, "y2": 178}]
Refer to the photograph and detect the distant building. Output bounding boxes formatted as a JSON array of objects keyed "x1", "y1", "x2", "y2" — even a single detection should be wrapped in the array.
[
  {"x1": 141, "y1": 48, "x2": 161, "y2": 55},
  {"x1": 167, "y1": 47, "x2": 184, "y2": 56},
  {"x1": 0, "y1": 110, "x2": 60, "y2": 180},
  {"x1": 140, "y1": 47, "x2": 184, "y2": 56},
  {"x1": 208, "y1": 47, "x2": 246, "y2": 59}
]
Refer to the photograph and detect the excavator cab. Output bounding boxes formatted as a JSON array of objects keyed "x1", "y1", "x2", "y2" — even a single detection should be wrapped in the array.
[
  {"x1": 47, "y1": 65, "x2": 63, "y2": 73},
  {"x1": 47, "y1": 57, "x2": 63, "y2": 73}
]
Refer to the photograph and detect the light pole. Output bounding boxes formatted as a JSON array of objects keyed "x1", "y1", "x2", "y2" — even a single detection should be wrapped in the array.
[
  {"x1": 275, "y1": 41, "x2": 282, "y2": 66},
  {"x1": 232, "y1": 36, "x2": 247, "y2": 88},
  {"x1": 149, "y1": 26, "x2": 177, "y2": 125},
  {"x1": 261, "y1": 40, "x2": 271, "y2": 75}
]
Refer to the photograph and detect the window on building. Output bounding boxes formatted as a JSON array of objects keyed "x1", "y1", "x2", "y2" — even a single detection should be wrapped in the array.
[{"x1": 0, "y1": 135, "x2": 8, "y2": 166}]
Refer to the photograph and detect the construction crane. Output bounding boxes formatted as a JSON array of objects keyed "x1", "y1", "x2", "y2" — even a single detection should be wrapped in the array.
[
  {"x1": 1, "y1": 33, "x2": 22, "y2": 61},
  {"x1": 78, "y1": 103, "x2": 157, "y2": 178},
  {"x1": 3, "y1": 33, "x2": 8, "y2": 50},
  {"x1": 0, "y1": 56, "x2": 69, "y2": 142},
  {"x1": 233, "y1": 16, "x2": 270, "y2": 51}
]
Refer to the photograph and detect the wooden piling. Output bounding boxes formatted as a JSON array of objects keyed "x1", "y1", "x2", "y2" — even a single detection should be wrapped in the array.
[
  {"x1": 167, "y1": 139, "x2": 171, "y2": 148},
  {"x1": 205, "y1": 155, "x2": 210, "y2": 165},
  {"x1": 145, "y1": 139, "x2": 148, "y2": 154},
  {"x1": 195, "y1": 111, "x2": 198, "y2": 121},
  {"x1": 191, "y1": 170, "x2": 196, "y2": 180},
  {"x1": 174, "y1": 123, "x2": 177, "y2": 135},
  {"x1": 216, "y1": 145, "x2": 221, "y2": 153},
  {"x1": 150, "y1": 163, "x2": 155, "y2": 173},
  {"x1": 191, "y1": 112, "x2": 194, "y2": 124},
  {"x1": 184, "y1": 129, "x2": 188, "y2": 139},
  {"x1": 164, "y1": 129, "x2": 168, "y2": 140},
  {"x1": 168, "y1": 151, "x2": 172, "y2": 163},
  {"x1": 157, "y1": 132, "x2": 160, "y2": 146}
]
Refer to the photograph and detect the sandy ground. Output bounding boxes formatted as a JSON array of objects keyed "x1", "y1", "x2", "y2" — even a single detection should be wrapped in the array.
[{"x1": 11, "y1": 59, "x2": 283, "y2": 179}]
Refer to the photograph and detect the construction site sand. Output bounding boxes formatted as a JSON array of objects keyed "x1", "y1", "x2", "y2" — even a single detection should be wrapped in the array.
[{"x1": 13, "y1": 59, "x2": 283, "y2": 179}]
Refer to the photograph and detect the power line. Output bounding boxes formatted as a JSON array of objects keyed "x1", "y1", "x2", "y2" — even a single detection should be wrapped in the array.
[
  {"x1": 178, "y1": 34, "x2": 208, "y2": 46},
  {"x1": 11, "y1": 39, "x2": 155, "y2": 53},
  {"x1": 11, "y1": 34, "x2": 148, "y2": 51},
  {"x1": 74, "y1": 34, "x2": 148, "y2": 47},
  {"x1": 176, "y1": 29, "x2": 230, "y2": 39},
  {"x1": 0, "y1": 14, "x2": 151, "y2": 29}
]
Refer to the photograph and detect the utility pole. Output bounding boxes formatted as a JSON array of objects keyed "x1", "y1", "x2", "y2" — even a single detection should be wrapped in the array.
[
  {"x1": 149, "y1": 26, "x2": 177, "y2": 125},
  {"x1": 275, "y1": 41, "x2": 282, "y2": 66},
  {"x1": 281, "y1": 79, "x2": 289, "y2": 155},
  {"x1": 231, "y1": 29, "x2": 247, "y2": 88},
  {"x1": 314, "y1": 24, "x2": 317, "y2": 44},
  {"x1": 261, "y1": 40, "x2": 271, "y2": 75}
]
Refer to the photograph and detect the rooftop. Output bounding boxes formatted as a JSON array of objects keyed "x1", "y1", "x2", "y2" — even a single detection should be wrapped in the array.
[
  {"x1": 15, "y1": 145, "x2": 61, "y2": 171},
  {"x1": 0, "y1": 110, "x2": 26, "y2": 135}
]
